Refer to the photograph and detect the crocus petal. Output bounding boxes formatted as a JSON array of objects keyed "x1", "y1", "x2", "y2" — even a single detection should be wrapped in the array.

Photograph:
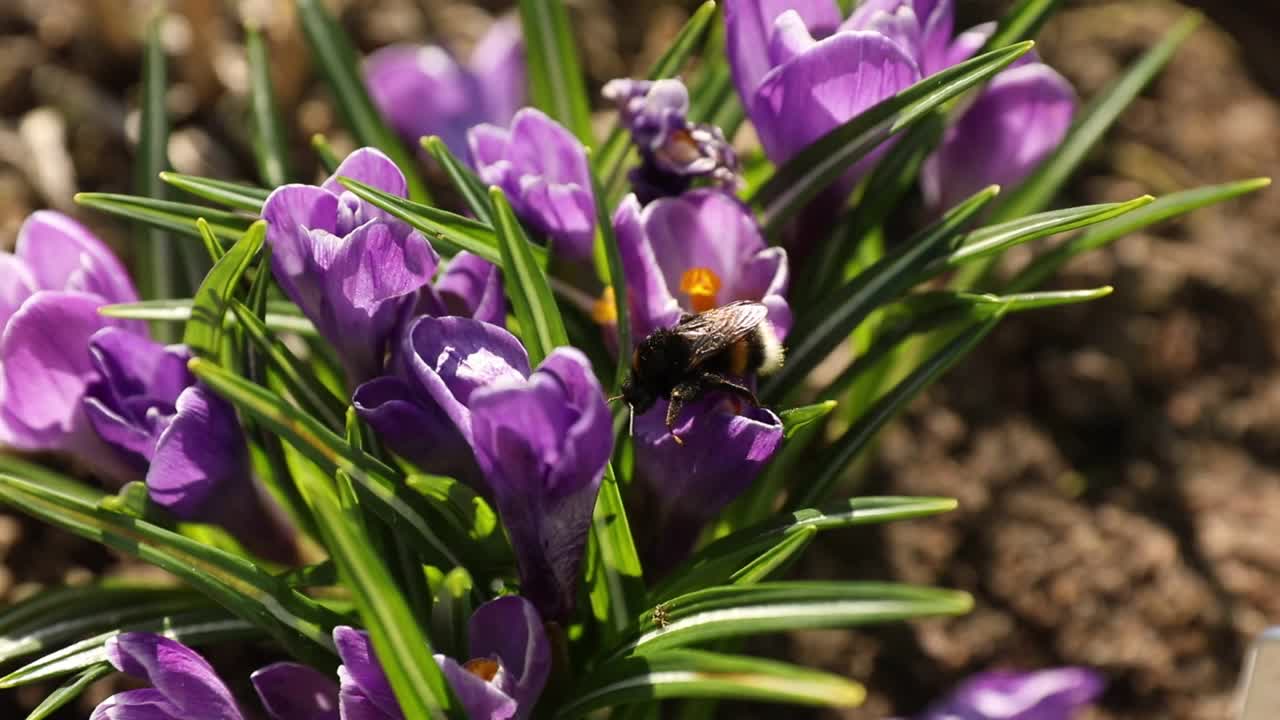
[
  {"x1": 105, "y1": 633, "x2": 242, "y2": 720},
  {"x1": 943, "y1": 21, "x2": 995, "y2": 69},
  {"x1": 436, "y1": 251, "x2": 506, "y2": 327},
  {"x1": 635, "y1": 397, "x2": 782, "y2": 567},
  {"x1": 0, "y1": 291, "x2": 111, "y2": 451},
  {"x1": 437, "y1": 656, "x2": 518, "y2": 720},
  {"x1": 516, "y1": 176, "x2": 596, "y2": 259},
  {"x1": 90, "y1": 688, "x2": 183, "y2": 720},
  {"x1": 364, "y1": 44, "x2": 482, "y2": 159},
  {"x1": 469, "y1": 124, "x2": 513, "y2": 173},
  {"x1": 507, "y1": 109, "x2": 591, "y2": 186},
  {"x1": 737, "y1": 247, "x2": 793, "y2": 339},
  {"x1": 251, "y1": 662, "x2": 340, "y2": 720},
  {"x1": 469, "y1": 348, "x2": 611, "y2": 621},
  {"x1": 334, "y1": 627, "x2": 401, "y2": 719},
  {"x1": 841, "y1": 1, "x2": 922, "y2": 62},
  {"x1": 725, "y1": 0, "x2": 842, "y2": 105},
  {"x1": 612, "y1": 194, "x2": 682, "y2": 343},
  {"x1": 16, "y1": 210, "x2": 140, "y2": 306},
  {"x1": 353, "y1": 375, "x2": 482, "y2": 485},
  {"x1": 338, "y1": 667, "x2": 399, "y2": 720},
  {"x1": 468, "y1": 596, "x2": 551, "y2": 712},
  {"x1": 262, "y1": 184, "x2": 340, "y2": 313},
  {"x1": 921, "y1": 63, "x2": 1075, "y2": 212},
  {"x1": 750, "y1": 30, "x2": 920, "y2": 169},
  {"x1": 0, "y1": 254, "x2": 37, "y2": 331},
  {"x1": 766, "y1": 10, "x2": 819, "y2": 68},
  {"x1": 916, "y1": 667, "x2": 1105, "y2": 720},
  {"x1": 405, "y1": 315, "x2": 530, "y2": 413},
  {"x1": 470, "y1": 16, "x2": 526, "y2": 127},
  {"x1": 321, "y1": 147, "x2": 409, "y2": 199}
]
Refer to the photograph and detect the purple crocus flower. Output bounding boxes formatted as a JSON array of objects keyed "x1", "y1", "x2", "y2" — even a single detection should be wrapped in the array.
[
  {"x1": 469, "y1": 108, "x2": 596, "y2": 261},
  {"x1": 0, "y1": 211, "x2": 143, "y2": 477},
  {"x1": 415, "y1": 250, "x2": 507, "y2": 328},
  {"x1": 262, "y1": 147, "x2": 439, "y2": 385},
  {"x1": 609, "y1": 190, "x2": 786, "y2": 567},
  {"x1": 602, "y1": 78, "x2": 742, "y2": 203},
  {"x1": 334, "y1": 596, "x2": 551, "y2": 719},
  {"x1": 355, "y1": 317, "x2": 611, "y2": 621},
  {"x1": 82, "y1": 327, "x2": 298, "y2": 564},
  {"x1": 365, "y1": 16, "x2": 525, "y2": 158},
  {"x1": 909, "y1": 667, "x2": 1105, "y2": 720},
  {"x1": 91, "y1": 632, "x2": 341, "y2": 720}
]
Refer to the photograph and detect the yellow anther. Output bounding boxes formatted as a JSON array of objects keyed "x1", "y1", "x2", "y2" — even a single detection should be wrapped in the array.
[
  {"x1": 679, "y1": 267, "x2": 721, "y2": 313},
  {"x1": 592, "y1": 286, "x2": 618, "y2": 325},
  {"x1": 464, "y1": 658, "x2": 500, "y2": 682}
]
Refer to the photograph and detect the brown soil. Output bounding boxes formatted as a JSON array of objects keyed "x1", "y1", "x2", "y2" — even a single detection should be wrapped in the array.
[{"x1": 1, "y1": 1, "x2": 1278, "y2": 718}]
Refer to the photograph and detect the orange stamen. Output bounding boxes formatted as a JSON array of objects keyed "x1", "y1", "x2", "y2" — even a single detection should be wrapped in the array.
[
  {"x1": 464, "y1": 658, "x2": 500, "y2": 682},
  {"x1": 679, "y1": 267, "x2": 721, "y2": 313},
  {"x1": 592, "y1": 286, "x2": 618, "y2": 325}
]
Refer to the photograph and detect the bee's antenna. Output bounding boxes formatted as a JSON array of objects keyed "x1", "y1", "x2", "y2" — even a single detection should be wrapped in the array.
[
  {"x1": 606, "y1": 394, "x2": 624, "y2": 404},
  {"x1": 628, "y1": 404, "x2": 636, "y2": 437}
]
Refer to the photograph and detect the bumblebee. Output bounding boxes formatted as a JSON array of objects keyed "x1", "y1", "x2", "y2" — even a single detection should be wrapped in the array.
[{"x1": 620, "y1": 301, "x2": 784, "y2": 441}]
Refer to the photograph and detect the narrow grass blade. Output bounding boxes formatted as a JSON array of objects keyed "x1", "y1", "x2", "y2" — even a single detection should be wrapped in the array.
[
  {"x1": 75, "y1": 192, "x2": 252, "y2": 244},
  {"x1": 0, "y1": 472, "x2": 340, "y2": 666},
  {"x1": 558, "y1": 649, "x2": 864, "y2": 719},
  {"x1": 587, "y1": 464, "x2": 646, "y2": 639},
  {"x1": 0, "y1": 609, "x2": 252, "y2": 687},
  {"x1": 748, "y1": 42, "x2": 1033, "y2": 236},
  {"x1": 311, "y1": 133, "x2": 341, "y2": 173},
  {"x1": 519, "y1": 0, "x2": 594, "y2": 144},
  {"x1": 490, "y1": 187, "x2": 568, "y2": 364},
  {"x1": 779, "y1": 402, "x2": 837, "y2": 439},
  {"x1": 135, "y1": 16, "x2": 175, "y2": 306},
  {"x1": 761, "y1": 186, "x2": 999, "y2": 404},
  {"x1": 337, "y1": 178, "x2": 515, "y2": 265},
  {"x1": 100, "y1": 298, "x2": 317, "y2": 336},
  {"x1": 587, "y1": 152, "x2": 632, "y2": 391},
  {"x1": 183, "y1": 221, "x2": 264, "y2": 358},
  {"x1": 1006, "y1": 177, "x2": 1271, "y2": 292},
  {"x1": 246, "y1": 26, "x2": 293, "y2": 186},
  {"x1": 728, "y1": 525, "x2": 816, "y2": 585},
  {"x1": 160, "y1": 172, "x2": 269, "y2": 212},
  {"x1": 421, "y1": 136, "x2": 491, "y2": 223},
  {"x1": 23, "y1": 662, "x2": 112, "y2": 720},
  {"x1": 652, "y1": 497, "x2": 956, "y2": 603},
  {"x1": 984, "y1": 0, "x2": 1063, "y2": 50},
  {"x1": 294, "y1": 0, "x2": 429, "y2": 201},
  {"x1": 794, "y1": 314, "x2": 1004, "y2": 509},
  {"x1": 611, "y1": 582, "x2": 972, "y2": 657},
  {"x1": 989, "y1": 13, "x2": 1202, "y2": 223}
]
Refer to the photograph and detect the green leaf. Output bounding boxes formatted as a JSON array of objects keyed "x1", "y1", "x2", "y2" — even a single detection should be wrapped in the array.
[
  {"x1": 430, "y1": 568, "x2": 473, "y2": 660},
  {"x1": 311, "y1": 133, "x2": 341, "y2": 173},
  {"x1": 927, "y1": 196, "x2": 1154, "y2": 276},
  {"x1": 779, "y1": 402, "x2": 837, "y2": 439},
  {"x1": 984, "y1": 0, "x2": 1063, "y2": 50},
  {"x1": 518, "y1": 0, "x2": 593, "y2": 145},
  {"x1": 558, "y1": 649, "x2": 864, "y2": 719},
  {"x1": 183, "y1": 221, "x2": 264, "y2": 358},
  {"x1": 587, "y1": 464, "x2": 646, "y2": 640},
  {"x1": 23, "y1": 662, "x2": 112, "y2": 720},
  {"x1": 0, "y1": 471, "x2": 339, "y2": 666},
  {"x1": 0, "y1": 608, "x2": 253, "y2": 688},
  {"x1": 491, "y1": 187, "x2": 568, "y2": 364},
  {"x1": 421, "y1": 136, "x2": 492, "y2": 224},
  {"x1": 0, "y1": 587, "x2": 203, "y2": 666},
  {"x1": 135, "y1": 15, "x2": 176, "y2": 307},
  {"x1": 653, "y1": 497, "x2": 957, "y2": 603},
  {"x1": 989, "y1": 13, "x2": 1201, "y2": 223},
  {"x1": 761, "y1": 185, "x2": 999, "y2": 404},
  {"x1": 595, "y1": 0, "x2": 720, "y2": 193},
  {"x1": 228, "y1": 299, "x2": 345, "y2": 429},
  {"x1": 794, "y1": 314, "x2": 1005, "y2": 509},
  {"x1": 245, "y1": 26, "x2": 293, "y2": 187},
  {"x1": 160, "y1": 172, "x2": 269, "y2": 212},
  {"x1": 588, "y1": 153, "x2": 632, "y2": 392},
  {"x1": 728, "y1": 525, "x2": 816, "y2": 586},
  {"x1": 75, "y1": 192, "x2": 253, "y2": 244},
  {"x1": 189, "y1": 358, "x2": 482, "y2": 575},
  {"x1": 748, "y1": 42, "x2": 1034, "y2": 236},
  {"x1": 294, "y1": 0, "x2": 428, "y2": 201},
  {"x1": 293, "y1": 466, "x2": 455, "y2": 718},
  {"x1": 1006, "y1": 177, "x2": 1272, "y2": 292},
  {"x1": 99, "y1": 298, "x2": 317, "y2": 336},
  {"x1": 337, "y1": 178, "x2": 517, "y2": 266},
  {"x1": 609, "y1": 582, "x2": 971, "y2": 657}
]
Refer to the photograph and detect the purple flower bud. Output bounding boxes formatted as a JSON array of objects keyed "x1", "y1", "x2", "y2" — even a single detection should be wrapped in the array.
[
  {"x1": 469, "y1": 109, "x2": 596, "y2": 261},
  {"x1": 365, "y1": 17, "x2": 525, "y2": 159},
  {"x1": 251, "y1": 662, "x2": 341, "y2": 720},
  {"x1": 91, "y1": 633, "x2": 245, "y2": 720},
  {"x1": 910, "y1": 667, "x2": 1105, "y2": 720},
  {"x1": 334, "y1": 596, "x2": 551, "y2": 719},
  {"x1": 0, "y1": 211, "x2": 142, "y2": 475},
  {"x1": 414, "y1": 250, "x2": 507, "y2": 328},
  {"x1": 602, "y1": 78, "x2": 742, "y2": 202},
  {"x1": 262, "y1": 148, "x2": 440, "y2": 385}
]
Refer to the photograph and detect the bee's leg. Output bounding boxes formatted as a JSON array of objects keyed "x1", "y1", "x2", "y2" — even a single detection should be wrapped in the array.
[
  {"x1": 699, "y1": 373, "x2": 760, "y2": 408},
  {"x1": 666, "y1": 382, "x2": 702, "y2": 445}
]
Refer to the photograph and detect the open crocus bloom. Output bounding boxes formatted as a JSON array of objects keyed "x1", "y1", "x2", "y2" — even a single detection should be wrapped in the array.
[
  {"x1": 335, "y1": 596, "x2": 551, "y2": 719},
  {"x1": 355, "y1": 317, "x2": 611, "y2": 621},
  {"x1": 908, "y1": 667, "x2": 1105, "y2": 720},
  {"x1": 261, "y1": 147, "x2": 439, "y2": 385},
  {"x1": 0, "y1": 211, "x2": 142, "y2": 474},
  {"x1": 469, "y1": 108, "x2": 596, "y2": 261},
  {"x1": 365, "y1": 16, "x2": 524, "y2": 158}
]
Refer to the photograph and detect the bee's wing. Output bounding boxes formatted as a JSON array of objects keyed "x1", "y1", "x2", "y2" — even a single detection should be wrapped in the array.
[{"x1": 677, "y1": 301, "x2": 769, "y2": 368}]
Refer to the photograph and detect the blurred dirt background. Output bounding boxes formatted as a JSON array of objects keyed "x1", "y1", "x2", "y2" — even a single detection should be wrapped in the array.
[{"x1": 1, "y1": 0, "x2": 1278, "y2": 718}]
